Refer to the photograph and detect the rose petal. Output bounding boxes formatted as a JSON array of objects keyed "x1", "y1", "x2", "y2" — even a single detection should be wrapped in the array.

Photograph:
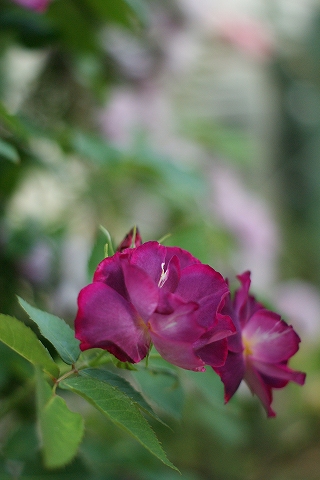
[
  {"x1": 175, "y1": 264, "x2": 229, "y2": 305},
  {"x1": 253, "y1": 360, "x2": 306, "y2": 386},
  {"x1": 75, "y1": 282, "x2": 150, "y2": 363},
  {"x1": 129, "y1": 241, "x2": 166, "y2": 283},
  {"x1": 164, "y1": 246, "x2": 201, "y2": 269},
  {"x1": 244, "y1": 361, "x2": 276, "y2": 417},
  {"x1": 213, "y1": 351, "x2": 245, "y2": 402},
  {"x1": 149, "y1": 298, "x2": 201, "y2": 342},
  {"x1": 243, "y1": 310, "x2": 301, "y2": 363},
  {"x1": 194, "y1": 338, "x2": 228, "y2": 368},
  {"x1": 93, "y1": 252, "x2": 128, "y2": 299},
  {"x1": 122, "y1": 262, "x2": 159, "y2": 322}
]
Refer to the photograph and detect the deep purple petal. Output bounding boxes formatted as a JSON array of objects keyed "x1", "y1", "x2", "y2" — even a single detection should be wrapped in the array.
[
  {"x1": 149, "y1": 297, "x2": 207, "y2": 370},
  {"x1": 244, "y1": 361, "x2": 276, "y2": 417},
  {"x1": 164, "y1": 246, "x2": 201, "y2": 269},
  {"x1": 175, "y1": 264, "x2": 229, "y2": 305},
  {"x1": 149, "y1": 299, "x2": 201, "y2": 343},
  {"x1": 75, "y1": 282, "x2": 150, "y2": 363},
  {"x1": 213, "y1": 351, "x2": 245, "y2": 402},
  {"x1": 158, "y1": 254, "x2": 180, "y2": 293},
  {"x1": 243, "y1": 310, "x2": 301, "y2": 363},
  {"x1": 122, "y1": 262, "x2": 159, "y2": 322},
  {"x1": 129, "y1": 241, "x2": 166, "y2": 283},
  {"x1": 234, "y1": 271, "x2": 263, "y2": 327},
  {"x1": 194, "y1": 338, "x2": 228, "y2": 368},
  {"x1": 93, "y1": 252, "x2": 128, "y2": 299},
  {"x1": 253, "y1": 360, "x2": 306, "y2": 386}
]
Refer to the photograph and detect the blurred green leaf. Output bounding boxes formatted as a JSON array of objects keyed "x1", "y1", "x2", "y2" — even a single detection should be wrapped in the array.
[
  {"x1": 0, "y1": 314, "x2": 59, "y2": 378},
  {"x1": 0, "y1": 139, "x2": 20, "y2": 164},
  {"x1": 39, "y1": 394, "x2": 84, "y2": 468},
  {"x1": 133, "y1": 365, "x2": 185, "y2": 420},
  {"x1": 18, "y1": 297, "x2": 81, "y2": 365},
  {"x1": 80, "y1": 368, "x2": 168, "y2": 426},
  {"x1": 84, "y1": 0, "x2": 147, "y2": 28},
  {"x1": 60, "y1": 374, "x2": 179, "y2": 471},
  {"x1": 0, "y1": 102, "x2": 28, "y2": 139}
]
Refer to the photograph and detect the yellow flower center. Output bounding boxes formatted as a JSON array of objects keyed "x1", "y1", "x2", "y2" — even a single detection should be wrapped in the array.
[{"x1": 242, "y1": 336, "x2": 253, "y2": 356}]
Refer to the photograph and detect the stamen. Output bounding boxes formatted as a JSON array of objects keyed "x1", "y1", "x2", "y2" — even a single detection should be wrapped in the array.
[{"x1": 158, "y1": 262, "x2": 169, "y2": 288}]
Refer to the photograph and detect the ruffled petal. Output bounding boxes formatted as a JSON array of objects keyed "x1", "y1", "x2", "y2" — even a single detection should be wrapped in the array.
[
  {"x1": 75, "y1": 282, "x2": 150, "y2": 363},
  {"x1": 243, "y1": 310, "x2": 301, "y2": 363}
]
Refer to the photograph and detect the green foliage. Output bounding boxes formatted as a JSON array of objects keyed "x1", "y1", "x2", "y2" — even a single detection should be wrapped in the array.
[
  {"x1": 18, "y1": 297, "x2": 81, "y2": 365},
  {"x1": 80, "y1": 367, "x2": 167, "y2": 426},
  {"x1": 60, "y1": 374, "x2": 179, "y2": 472},
  {"x1": 36, "y1": 370, "x2": 84, "y2": 469},
  {"x1": 0, "y1": 314, "x2": 59, "y2": 378}
]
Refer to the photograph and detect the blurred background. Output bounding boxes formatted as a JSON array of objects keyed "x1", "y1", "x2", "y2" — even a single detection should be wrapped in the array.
[{"x1": 0, "y1": 0, "x2": 319, "y2": 478}]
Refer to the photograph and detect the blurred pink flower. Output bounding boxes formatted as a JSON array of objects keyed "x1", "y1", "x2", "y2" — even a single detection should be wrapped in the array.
[
  {"x1": 216, "y1": 15, "x2": 274, "y2": 60},
  {"x1": 75, "y1": 240, "x2": 235, "y2": 370},
  {"x1": 12, "y1": 0, "x2": 51, "y2": 12},
  {"x1": 214, "y1": 271, "x2": 306, "y2": 417}
]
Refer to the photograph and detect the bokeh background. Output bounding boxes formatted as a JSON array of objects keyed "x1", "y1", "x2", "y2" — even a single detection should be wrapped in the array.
[{"x1": 0, "y1": 0, "x2": 319, "y2": 478}]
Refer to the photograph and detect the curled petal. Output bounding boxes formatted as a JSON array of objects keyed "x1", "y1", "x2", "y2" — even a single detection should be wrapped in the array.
[
  {"x1": 243, "y1": 310, "x2": 301, "y2": 363},
  {"x1": 75, "y1": 282, "x2": 150, "y2": 363}
]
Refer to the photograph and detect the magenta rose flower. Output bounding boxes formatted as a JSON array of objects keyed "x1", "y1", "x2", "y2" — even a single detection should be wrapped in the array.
[
  {"x1": 12, "y1": 0, "x2": 52, "y2": 12},
  {"x1": 75, "y1": 240, "x2": 235, "y2": 371},
  {"x1": 214, "y1": 271, "x2": 306, "y2": 416}
]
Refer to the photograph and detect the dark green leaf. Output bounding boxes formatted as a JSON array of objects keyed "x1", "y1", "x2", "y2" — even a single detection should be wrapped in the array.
[
  {"x1": 18, "y1": 297, "x2": 80, "y2": 365},
  {"x1": 0, "y1": 314, "x2": 59, "y2": 378},
  {"x1": 80, "y1": 368, "x2": 168, "y2": 426},
  {"x1": 60, "y1": 375, "x2": 178, "y2": 471}
]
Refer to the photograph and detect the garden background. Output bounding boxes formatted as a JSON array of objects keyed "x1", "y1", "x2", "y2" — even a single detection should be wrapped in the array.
[{"x1": 0, "y1": 0, "x2": 319, "y2": 479}]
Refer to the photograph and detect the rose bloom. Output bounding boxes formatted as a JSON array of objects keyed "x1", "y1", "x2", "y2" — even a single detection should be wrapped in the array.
[
  {"x1": 12, "y1": 0, "x2": 51, "y2": 12},
  {"x1": 214, "y1": 271, "x2": 306, "y2": 416},
  {"x1": 75, "y1": 240, "x2": 235, "y2": 371}
]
